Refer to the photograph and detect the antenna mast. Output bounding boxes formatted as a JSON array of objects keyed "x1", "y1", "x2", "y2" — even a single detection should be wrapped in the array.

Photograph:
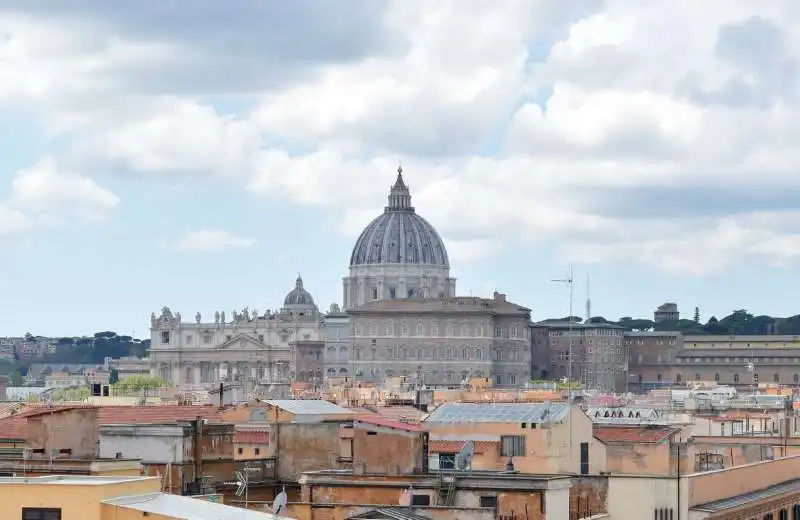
[{"x1": 585, "y1": 274, "x2": 591, "y2": 322}]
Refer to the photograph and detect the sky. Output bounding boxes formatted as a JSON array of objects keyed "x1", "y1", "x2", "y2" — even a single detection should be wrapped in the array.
[{"x1": 2, "y1": 1, "x2": 800, "y2": 338}]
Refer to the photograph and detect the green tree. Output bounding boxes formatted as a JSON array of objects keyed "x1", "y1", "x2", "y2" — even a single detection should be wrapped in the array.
[
  {"x1": 109, "y1": 369, "x2": 119, "y2": 385},
  {"x1": 112, "y1": 375, "x2": 166, "y2": 393},
  {"x1": 51, "y1": 387, "x2": 90, "y2": 402},
  {"x1": 9, "y1": 371, "x2": 23, "y2": 386}
]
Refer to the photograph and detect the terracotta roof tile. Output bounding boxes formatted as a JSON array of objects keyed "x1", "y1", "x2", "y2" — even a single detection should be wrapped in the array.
[
  {"x1": 355, "y1": 415, "x2": 424, "y2": 432},
  {"x1": 593, "y1": 425, "x2": 679, "y2": 444},
  {"x1": 0, "y1": 416, "x2": 27, "y2": 439},
  {"x1": 0, "y1": 404, "x2": 223, "y2": 440}
]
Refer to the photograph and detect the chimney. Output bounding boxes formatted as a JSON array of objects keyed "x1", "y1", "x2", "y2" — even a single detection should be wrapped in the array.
[
  {"x1": 493, "y1": 292, "x2": 506, "y2": 302},
  {"x1": 218, "y1": 382, "x2": 224, "y2": 409}
]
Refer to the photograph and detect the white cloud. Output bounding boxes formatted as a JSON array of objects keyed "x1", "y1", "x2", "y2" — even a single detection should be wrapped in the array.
[
  {"x1": 5, "y1": 1, "x2": 800, "y2": 274},
  {"x1": 172, "y1": 230, "x2": 256, "y2": 253},
  {"x1": 0, "y1": 206, "x2": 32, "y2": 237}
]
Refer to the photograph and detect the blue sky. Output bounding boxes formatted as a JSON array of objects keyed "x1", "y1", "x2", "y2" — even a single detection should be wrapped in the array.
[{"x1": 2, "y1": 1, "x2": 800, "y2": 337}]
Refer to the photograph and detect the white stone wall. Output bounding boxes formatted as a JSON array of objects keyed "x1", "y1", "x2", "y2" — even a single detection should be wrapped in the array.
[{"x1": 343, "y1": 263, "x2": 456, "y2": 309}]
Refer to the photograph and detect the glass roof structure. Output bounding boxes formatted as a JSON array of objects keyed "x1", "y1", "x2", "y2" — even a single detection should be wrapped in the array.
[{"x1": 424, "y1": 402, "x2": 569, "y2": 424}]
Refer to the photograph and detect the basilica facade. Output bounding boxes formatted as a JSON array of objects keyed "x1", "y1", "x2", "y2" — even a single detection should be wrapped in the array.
[{"x1": 149, "y1": 167, "x2": 532, "y2": 387}]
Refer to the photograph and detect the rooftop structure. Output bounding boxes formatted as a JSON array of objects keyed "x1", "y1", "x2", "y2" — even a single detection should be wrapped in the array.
[{"x1": 424, "y1": 402, "x2": 569, "y2": 424}]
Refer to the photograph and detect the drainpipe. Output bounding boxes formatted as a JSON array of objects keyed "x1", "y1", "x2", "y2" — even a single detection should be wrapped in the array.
[
  {"x1": 219, "y1": 382, "x2": 224, "y2": 409},
  {"x1": 193, "y1": 416, "x2": 203, "y2": 490}
]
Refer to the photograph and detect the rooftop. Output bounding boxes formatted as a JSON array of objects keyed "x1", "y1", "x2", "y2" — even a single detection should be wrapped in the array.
[
  {"x1": 266, "y1": 399, "x2": 354, "y2": 416},
  {"x1": 593, "y1": 425, "x2": 680, "y2": 444},
  {"x1": 355, "y1": 415, "x2": 424, "y2": 432},
  {"x1": 692, "y1": 478, "x2": 800, "y2": 513},
  {"x1": 348, "y1": 296, "x2": 530, "y2": 315},
  {"x1": 103, "y1": 492, "x2": 290, "y2": 519},
  {"x1": 0, "y1": 475, "x2": 157, "y2": 486},
  {"x1": 424, "y1": 402, "x2": 569, "y2": 424}
]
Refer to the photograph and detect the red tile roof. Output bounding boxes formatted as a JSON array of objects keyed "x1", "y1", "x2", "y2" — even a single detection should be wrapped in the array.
[
  {"x1": 234, "y1": 430, "x2": 270, "y2": 444},
  {"x1": 0, "y1": 404, "x2": 223, "y2": 440},
  {"x1": 429, "y1": 440, "x2": 497, "y2": 454},
  {"x1": 0, "y1": 416, "x2": 27, "y2": 439},
  {"x1": 593, "y1": 425, "x2": 680, "y2": 444},
  {"x1": 355, "y1": 415, "x2": 424, "y2": 433}
]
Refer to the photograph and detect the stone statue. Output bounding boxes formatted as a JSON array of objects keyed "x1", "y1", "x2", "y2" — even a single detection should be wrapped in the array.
[
  {"x1": 176, "y1": 312, "x2": 182, "y2": 323},
  {"x1": 221, "y1": 311, "x2": 226, "y2": 323},
  {"x1": 242, "y1": 308, "x2": 250, "y2": 321},
  {"x1": 214, "y1": 311, "x2": 220, "y2": 324},
  {"x1": 329, "y1": 303, "x2": 340, "y2": 313},
  {"x1": 150, "y1": 312, "x2": 156, "y2": 324},
  {"x1": 232, "y1": 310, "x2": 239, "y2": 322},
  {"x1": 161, "y1": 306, "x2": 172, "y2": 318},
  {"x1": 195, "y1": 312, "x2": 201, "y2": 324}
]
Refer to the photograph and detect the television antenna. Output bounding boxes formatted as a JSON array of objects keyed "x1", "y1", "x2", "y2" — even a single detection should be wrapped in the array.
[{"x1": 551, "y1": 265, "x2": 575, "y2": 460}]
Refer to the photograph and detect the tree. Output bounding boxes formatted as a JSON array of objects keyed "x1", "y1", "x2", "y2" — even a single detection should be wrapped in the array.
[
  {"x1": 51, "y1": 387, "x2": 90, "y2": 402},
  {"x1": 112, "y1": 375, "x2": 166, "y2": 392},
  {"x1": 109, "y1": 369, "x2": 119, "y2": 385},
  {"x1": 9, "y1": 371, "x2": 23, "y2": 386},
  {"x1": 693, "y1": 307, "x2": 700, "y2": 323}
]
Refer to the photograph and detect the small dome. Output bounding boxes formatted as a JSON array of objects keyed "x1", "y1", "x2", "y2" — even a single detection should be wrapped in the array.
[
  {"x1": 284, "y1": 275, "x2": 315, "y2": 307},
  {"x1": 350, "y1": 166, "x2": 450, "y2": 267}
]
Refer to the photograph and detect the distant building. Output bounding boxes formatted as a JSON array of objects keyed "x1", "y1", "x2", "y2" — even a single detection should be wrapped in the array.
[
  {"x1": 654, "y1": 302, "x2": 680, "y2": 323},
  {"x1": 533, "y1": 320, "x2": 627, "y2": 392}
]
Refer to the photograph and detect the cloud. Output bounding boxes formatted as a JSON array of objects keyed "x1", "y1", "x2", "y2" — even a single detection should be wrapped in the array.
[
  {"x1": 171, "y1": 230, "x2": 256, "y2": 253},
  {"x1": 0, "y1": 159, "x2": 118, "y2": 237},
  {"x1": 5, "y1": 1, "x2": 800, "y2": 274}
]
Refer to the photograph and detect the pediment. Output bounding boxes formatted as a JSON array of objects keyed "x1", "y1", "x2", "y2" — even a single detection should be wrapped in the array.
[{"x1": 216, "y1": 334, "x2": 266, "y2": 350}]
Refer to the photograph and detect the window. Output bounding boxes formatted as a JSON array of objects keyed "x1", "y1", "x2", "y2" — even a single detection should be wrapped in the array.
[
  {"x1": 754, "y1": 373, "x2": 759, "y2": 383},
  {"x1": 371, "y1": 287, "x2": 378, "y2": 300},
  {"x1": 508, "y1": 374, "x2": 517, "y2": 385},
  {"x1": 258, "y1": 334, "x2": 264, "y2": 342},
  {"x1": 389, "y1": 287, "x2": 396, "y2": 299},
  {"x1": 775, "y1": 373, "x2": 780, "y2": 383},
  {"x1": 185, "y1": 334, "x2": 193, "y2": 344},
  {"x1": 795, "y1": 374, "x2": 799, "y2": 383},
  {"x1": 734, "y1": 373, "x2": 740, "y2": 383},
  {"x1": 580, "y1": 442, "x2": 589, "y2": 475},
  {"x1": 500, "y1": 435, "x2": 526, "y2": 457},
  {"x1": 254, "y1": 448, "x2": 260, "y2": 456},
  {"x1": 438, "y1": 453, "x2": 456, "y2": 469},
  {"x1": 203, "y1": 332, "x2": 212, "y2": 344},
  {"x1": 160, "y1": 331, "x2": 170, "y2": 344},
  {"x1": 480, "y1": 496, "x2": 498, "y2": 509},
  {"x1": 411, "y1": 494, "x2": 431, "y2": 506},
  {"x1": 23, "y1": 508, "x2": 62, "y2": 520},
  {"x1": 238, "y1": 447, "x2": 243, "y2": 455},
  {"x1": 714, "y1": 373, "x2": 720, "y2": 382}
]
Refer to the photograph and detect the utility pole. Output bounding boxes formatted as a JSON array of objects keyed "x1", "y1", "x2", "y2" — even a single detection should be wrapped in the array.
[{"x1": 551, "y1": 265, "x2": 575, "y2": 460}]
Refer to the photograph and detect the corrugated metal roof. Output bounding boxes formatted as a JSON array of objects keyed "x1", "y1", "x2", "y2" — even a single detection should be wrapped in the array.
[
  {"x1": 266, "y1": 399, "x2": 354, "y2": 416},
  {"x1": 103, "y1": 492, "x2": 291, "y2": 519},
  {"x1": 347, "y1": 507, "x2": 432, "y2": 520},
  {"x1": 692, "y1": 478, "x2": 800, "y2": 513},
  {"x1": 424, "y1": 402, "x2": 569, "y2": 424},
  {"x1": 428, "y1": 440, "x2": 497, "y2": 454}
]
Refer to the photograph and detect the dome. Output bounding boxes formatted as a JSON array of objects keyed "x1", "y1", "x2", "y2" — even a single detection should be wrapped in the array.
[
  {"x1": 350, "y1": 167, "x2": 450, "y2": 268},
  {"x1": 284, "y1": 275, "x2": 315, "y2": 306}
]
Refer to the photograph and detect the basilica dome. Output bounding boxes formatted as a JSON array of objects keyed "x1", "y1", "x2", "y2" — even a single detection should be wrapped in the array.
[
  {"x1": 349, "y1": 167, "x2": 450, "y2": 268},
  {"x1": 284, "y1": 275, "x2": 315, "y2": 306}
]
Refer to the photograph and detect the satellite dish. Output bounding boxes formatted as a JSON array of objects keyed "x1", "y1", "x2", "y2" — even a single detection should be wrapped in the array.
[
  {"x1": 455, "y1": 440, "x2": 475, "y2": 471},
  {"x1": 271, "y1": 487, "x2": 287, "y2": 515}
]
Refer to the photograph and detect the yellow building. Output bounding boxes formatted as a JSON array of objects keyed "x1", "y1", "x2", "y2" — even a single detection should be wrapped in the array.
[{"x1": 1, "y1": 475, "x2": 292, "y2": 520}]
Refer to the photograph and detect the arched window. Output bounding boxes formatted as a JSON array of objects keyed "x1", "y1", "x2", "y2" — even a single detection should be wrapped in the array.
[
  {"x1": 734, "y1": 373, "x2": 740, "y2": 383},
  {"x1": 774, "y1": 373, "x2": 780, "y2": 383},
  {"x1": 675, "y1": 374, "x2": 682, "y2": 383},
  {"x1": 714, "y1": 373, "x2": 720, "y2": 382}
]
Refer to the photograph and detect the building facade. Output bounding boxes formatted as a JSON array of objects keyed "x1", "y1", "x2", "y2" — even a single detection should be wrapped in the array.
[
  {"x1": 654, "y1": 302, "x2": 680, "y2": 323},
  {"x1": 537, "y1": 320, "x2": 628, "y2": 392},
  {"x1": 148, "y1": 275, "x2": 322, "y2": 386},
  {"x1": 347, "y1": 292, "x2": 531, "y2": 386}
]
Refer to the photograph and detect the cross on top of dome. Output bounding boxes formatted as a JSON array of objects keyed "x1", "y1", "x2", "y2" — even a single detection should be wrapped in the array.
[{"x1": 386, "y1": 165, "x2": 414, "y2": 212}]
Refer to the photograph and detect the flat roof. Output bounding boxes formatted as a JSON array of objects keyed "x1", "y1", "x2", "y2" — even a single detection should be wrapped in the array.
[
  {"x1": 266, "y1": 399, "x2": 354, "y2": 415},
  {"x1": 0, "y1": 475, "x2": 157, "y2": 486},
  {"x1": 104, "y1": 492, "x2": 290, "y2": 519}
]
